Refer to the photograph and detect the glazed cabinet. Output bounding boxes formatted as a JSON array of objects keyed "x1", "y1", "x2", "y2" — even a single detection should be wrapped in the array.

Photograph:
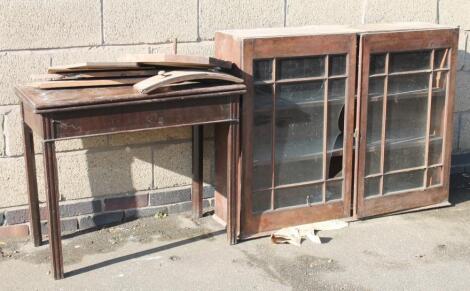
[
  {"x1": 356, "y1": 28, "x2": 458, "y2": 217},
  {"x1": 215, "y1": 24, "x2": 458, "y2": 240}
]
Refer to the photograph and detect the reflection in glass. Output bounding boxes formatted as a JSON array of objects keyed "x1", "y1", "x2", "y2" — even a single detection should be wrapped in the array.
[
  {"x1": 388, "y1": 73, "x2": 429, "y2": 95},
  {"x1": 278, "y1": 56, "x2": 325, "y2": 79},
  {"x1": 275, "y1": 184, "x2": 323, "y2": 208},
  {"x1": 428, "y1": 139, "x2": 443, "y2": 166},
  {"x1": 384, "y1": 141, "x2": 425, "y2": 172},
  {"x1": 328, "y1": 78, "x2": 346, "y2": 100},
  {"x1": 278, "y1": 81, "x2": 324, "y2": 105},
  {"x1": 252, "y1": 190, "x2": 272, "y2": 213},
  {"x1": 430, "y1": 89, "x2": 445, "y2": 137},
  {"x1": 253, "y1": 59, "x2": 273, "y2": 81},
  {"x1": 427, "y1": 167, "x2": 442, "y2": 187},
  {"x1": 365, "y1": 148, "x2": 381, "y2": 176},
  {"x1": 253, "y1": 85, "x2": 273, "y2": 190},
  {"x1": 384, "y1": 95, "x2": 427, "y2": 172},
  {"x1": 365, "y1": 86, "x2": 383, "y2": 176},
  {"x1": 275, "y1": 82, "x2": 325, "y2": 185},
  {"x1": 434, "y1": 49, "x2": 449, "y2": 70},
  {"x1": 433, "y1": 71, "x2": 448, "y2": 91},
  {"x1": 326, "y1": 180, "x2": 343, "y2": 201},
  {"x1": 364, "y1": 176, "x2": 381, "y2": 198},
  {"x1": 370, "y1": 54, "x2": 386, "y2": 75},
  {"x1": 383, "y1": 170, "x2": 424, "y2": 194},
  {"x1": 389, "y1": 51, "x2": 431, "y2": 73},
  {"x1": 329, "y1": 55, "x2": 347, "y2": 76},
  {"x1": 429, "y1": 71, "x2": 446, "y2": 166},
  {"x1": 368, "y1": 77, "x2": 385, "y2": 98},
  {"x1": 254, "y1": 85, "x2": 273, "y2": 110}
]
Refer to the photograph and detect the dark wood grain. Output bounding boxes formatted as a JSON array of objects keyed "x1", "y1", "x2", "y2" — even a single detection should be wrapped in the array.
[
  {"x1": 216, "y1": 31, "x2": 356, "y2": 239},
  {"x1": 355, "y1": 28, "x2": 458, "y2": 218},
  {"x1": 192, "y1": 125, "x2": 203, "y2": 219},
  {"x1": 21, "y1": 104, "x2": 42, "y2": 247},
  {"x1": 43, "y1": 118, "x2": 64, "y2": 280},
  {"x1": 15, "y1": 83, "x2": 246, "y2": 112},
  {"x1": 16, "y1": 78, "x2": 244, "y2": 278}
]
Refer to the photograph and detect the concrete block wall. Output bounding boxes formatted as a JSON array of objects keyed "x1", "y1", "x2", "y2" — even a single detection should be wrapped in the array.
[{"x1": 0, "y1": 0, "x2": 469, "y2": 235}]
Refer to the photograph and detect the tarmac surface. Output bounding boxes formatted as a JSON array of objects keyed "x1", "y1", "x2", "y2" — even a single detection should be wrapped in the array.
[{"x1": 1, "y1": 186, "x2": 470, "y2": 291}]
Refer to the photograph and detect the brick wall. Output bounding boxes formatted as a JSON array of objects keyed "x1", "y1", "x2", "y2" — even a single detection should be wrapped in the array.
[{"x1": 0, "y1": 0, "x2": 469, "y2": 235}]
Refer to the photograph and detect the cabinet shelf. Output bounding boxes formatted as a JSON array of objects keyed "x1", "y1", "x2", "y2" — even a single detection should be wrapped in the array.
[
  {"x1": 253, "y1": 139, "x2": 343, "y2": 167},
  {"x1": 366, "y1": 135, "x2": 442, "y2": 152},
  {"x1": 254, "y1": 97, "x2": 344, "y2": 115},
  {"x1": 368, "y1": 88, "x2": 445, "y2": 102}
]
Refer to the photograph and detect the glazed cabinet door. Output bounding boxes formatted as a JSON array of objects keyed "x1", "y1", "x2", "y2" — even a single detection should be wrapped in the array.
[
  {"x1": 356, "y1": 29, "x2": 459, "y2": 217},
  {"x1": 241, "y1": 34, "x2": 357, "y2": 237}
]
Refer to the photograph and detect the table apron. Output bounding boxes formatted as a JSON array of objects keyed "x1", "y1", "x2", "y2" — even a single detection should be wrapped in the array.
[{"x1": 40, "y1": 96, "x2": 238, "y2": 139}]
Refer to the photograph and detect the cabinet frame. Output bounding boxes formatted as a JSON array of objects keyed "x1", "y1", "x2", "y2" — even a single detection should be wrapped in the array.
[
  {"x1": 355, "y1": 29, "x2": 459, "y2": 218},
  {"x1": 217, "y1": 32, "x2": 357, "y2": 238},
  {"x1": 215, "y1": 24, "x2": 459, "y2": 241}
]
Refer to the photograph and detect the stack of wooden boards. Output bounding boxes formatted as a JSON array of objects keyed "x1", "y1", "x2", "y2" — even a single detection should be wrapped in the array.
[{"x1": 30, "y1": 54, "x2": 243, "y2": 94}]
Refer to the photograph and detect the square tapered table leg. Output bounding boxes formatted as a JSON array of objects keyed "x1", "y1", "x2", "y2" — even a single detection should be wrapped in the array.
[
  {"x1": 22, "y1": 119, "x2": 42, "y2": 247},
  {"x1": 192, "y1": 125, "x2": 204, "y2": 219},
  {"x1": 43, "y1": 140, "x2": 64, "y2": 280}
]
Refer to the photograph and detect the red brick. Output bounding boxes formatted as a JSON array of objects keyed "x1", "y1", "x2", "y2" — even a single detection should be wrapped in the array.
[
  {"x1": 104, "y1": 194, "x2": 149, "y2": 211},
  {"x1": 0, "y1": 224, "x2": 30, "y2": 238}
]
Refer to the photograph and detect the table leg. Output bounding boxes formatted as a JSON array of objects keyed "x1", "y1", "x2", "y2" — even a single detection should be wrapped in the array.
[
  {"x1": 43, "y1": 141, "x2": 64, "y2": 280},
  {"x1": 226, "y1": 122, "x2": 239, "y2": 245},
  {"x1": 192, "y1": 125, "x2": 204, "y2": 219},
  {"x1": 22, "y1": 122, "x2": 42, "y2": 247}
]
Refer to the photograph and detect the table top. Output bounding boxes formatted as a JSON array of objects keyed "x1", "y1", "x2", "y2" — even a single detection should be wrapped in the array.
[{"x1": 16, "y1": 82, "x2": 246, "y2": 113}]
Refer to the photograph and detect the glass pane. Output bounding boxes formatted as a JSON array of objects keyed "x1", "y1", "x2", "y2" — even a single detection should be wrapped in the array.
[
  {"x1": 389, "y1": 51, "x2": 431, "y2": 73},
  {"x1": 388, "y1": 73, "x2": 429, "y2": 96},
  {"x1": 326, "y1": 180, "x2": 343, "y2": 201},
  {"x1": 385, "y1": 73, "x2": 428, "y2": 172},
  {"x1": 427, "y1": 167, "x2": 442, "y2": 187},
  {"x1": 253, "y1": 85, "x2": 273, "y2": 190},
  {"x1": 275, "y1": 82, "x2": 325, "y2": 185},
  {"x1": 329, "y1": 54, "x2": 346, "y2": 76},
  {"x1": 429, "y1": 139, "x2": 442, "y2": 166},
  {"x1": 430, "y1": 76, "x2": 446, "y2": 138},
  {"x1": 433, "y1": 71, "x2": 447, "y2": 91},
  {"x1": 364, "y1": 176, "x2": 381, "y2": 198},
  {"x1": 370, "y1": 54, "x2": 386, "y2": 75},
  {"x1": 384, "y1": 95, "x2": 427, "y2": 172},
  {"x1": 253, "y1": 59, "x2": 272, "y2": 81},
  {"x1": 327, "y1": 102, "x2": 344, "y2": 179},
  {"x1": 252, "y1": 190, "x2": 271, "y2": 213},
  {"x1": 365, "y1": 148, "x2": 381, "y2": 175},
  {"x1": 383, "y1": 170, "x2": 424, "y2": 194},
  {"x1": 366, "y1": 101, "x2": 383, "y2": 144},
  {"x1": 365, "y1": 82, "x2": 383, "y2": 176},
  {"x1": 429, "y1": 71, "x2": 446, "y2": 166},
  {"x1": 328, "y1": 78, "x2": 346, "y2": 100},
  {"x1": 254, "y1": 85, "x2": 273, "y2": 110},
  {"x1": 275, "y1": 184, "x2": 323, "y2": 209},
  {"x1": 278, "y1": 56, "x2": 325, "y2": 80},
  {"x1": 384, "y1": 141, "x2": 425, "y2": 172},
  {"x1": 368, "y1": 77, "x2": 385, "y2": 99},
  {"x1": 429, "y1": 72, "x2": 447, "y2": 165},
  {"x1": 434, "y1": 49, "x2": 449, "y2": 70},
  {"x1": 253, "y1": 163, "x2": 272, "y2": 191},
  {"x1": 278, "y1": 81, "x2": 324, "y2": 104},
  {"x1": 275, "y1": 158, "x2": 323, "y2": 186}
]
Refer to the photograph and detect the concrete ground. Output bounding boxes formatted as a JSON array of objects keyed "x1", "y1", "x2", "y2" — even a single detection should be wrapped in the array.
[{"x1": 1, "y1": 187, "x2": 470, "y2": 291}]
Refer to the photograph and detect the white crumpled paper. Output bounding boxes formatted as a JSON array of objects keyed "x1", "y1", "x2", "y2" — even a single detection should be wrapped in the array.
[{"x1": 270, "y1": 219, "x2": 348, "y2": 246}]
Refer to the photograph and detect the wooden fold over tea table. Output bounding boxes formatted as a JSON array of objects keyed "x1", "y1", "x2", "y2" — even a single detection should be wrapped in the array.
[{"x1": 15, "y1": 82, "x2": 245, "y2": 279}]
